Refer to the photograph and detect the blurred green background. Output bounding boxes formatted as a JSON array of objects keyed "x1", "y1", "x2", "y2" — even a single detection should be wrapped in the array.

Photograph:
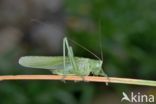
[{"x1": 0, "y1": 0, "x2": 156, "y2": 104}]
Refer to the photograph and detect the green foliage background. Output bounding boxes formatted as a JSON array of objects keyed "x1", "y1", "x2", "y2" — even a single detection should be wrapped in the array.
[
  {"x1": 66, "y1": 0, "x2": 156, "y2": 79},
  {"x1": 0, "y1": 0, "x2": 156, "y2": 104}
]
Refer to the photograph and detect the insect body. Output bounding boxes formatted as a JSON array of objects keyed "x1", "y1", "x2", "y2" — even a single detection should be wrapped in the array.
[{"x1": 19, "y1": 37, "x2": 107, "y2": 78}]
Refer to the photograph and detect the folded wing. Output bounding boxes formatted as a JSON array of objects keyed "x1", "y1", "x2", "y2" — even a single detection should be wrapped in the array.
[{"x1": 19, "y1": 56, "x2": 71, "y2": 70}]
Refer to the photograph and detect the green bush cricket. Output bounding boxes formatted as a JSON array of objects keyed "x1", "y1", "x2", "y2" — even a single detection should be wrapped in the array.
[{"x1": 19, "y1": 37, "x2": 108, "y2": 83}]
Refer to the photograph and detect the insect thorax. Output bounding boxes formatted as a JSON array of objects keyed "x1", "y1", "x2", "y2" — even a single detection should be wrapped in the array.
[
  {"x1": 74, "y1": 58, "x2": 102, "y2": 75},
  {"x1": 52, "y1": 58, "x2": 103, "y2": 76}
]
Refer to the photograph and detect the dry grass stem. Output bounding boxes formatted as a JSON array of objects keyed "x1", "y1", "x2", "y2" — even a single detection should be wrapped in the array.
[{"x1": 0, "y1": 75, "x2": 156, "y2": 87}]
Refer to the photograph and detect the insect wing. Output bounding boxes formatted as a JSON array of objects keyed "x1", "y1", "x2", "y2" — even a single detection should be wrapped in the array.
[{"x1": 19, "y1": 56, "x2": 71, "y2": 70}]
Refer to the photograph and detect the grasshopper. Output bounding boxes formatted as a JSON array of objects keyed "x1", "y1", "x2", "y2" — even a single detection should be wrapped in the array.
[{"x1": 19, "y1": 37, "x2": 108, "y2": 82}]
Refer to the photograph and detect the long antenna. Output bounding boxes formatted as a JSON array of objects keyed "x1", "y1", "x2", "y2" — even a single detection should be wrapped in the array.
[
  {"x1": 68, "y1": 38, "x2": 101, "y2": 60},
  {"x1": 99, "y1": 19, "x2": 104, "y2": 61}
]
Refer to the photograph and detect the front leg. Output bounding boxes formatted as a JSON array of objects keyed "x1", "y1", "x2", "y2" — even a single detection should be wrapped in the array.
[{"x1": 99, "y1": 70, "x2": 109, "y2": 85}]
